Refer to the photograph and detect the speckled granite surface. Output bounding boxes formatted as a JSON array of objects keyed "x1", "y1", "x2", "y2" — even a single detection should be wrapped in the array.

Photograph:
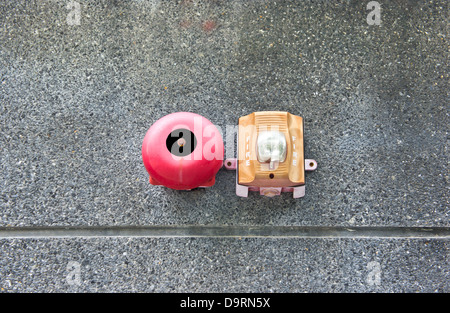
[
  {"x1": 0, "y1": 238, "x2": 448, "y2": 292},
  {"x1": 0, "y1": 0, "x2": 448, "y2": 292}
]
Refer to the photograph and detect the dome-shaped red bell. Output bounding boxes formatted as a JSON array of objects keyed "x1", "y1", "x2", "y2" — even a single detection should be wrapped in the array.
[{"x1": 142, "y1": 112, "x2": 224, "y2": 190}]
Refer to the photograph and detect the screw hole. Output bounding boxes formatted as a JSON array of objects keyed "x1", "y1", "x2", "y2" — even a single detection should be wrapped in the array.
[
  {"x1": 309, "y1": 162, "x2": 314, "y2": 167},
  {"x1": 269, "y1": 173, "x2": 274, "y2": 179},
  {"x1": 227, "y1": 161, "x2": 232, "y2": 167}
]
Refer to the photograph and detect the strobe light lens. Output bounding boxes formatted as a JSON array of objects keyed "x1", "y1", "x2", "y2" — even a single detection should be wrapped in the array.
[{"x1": 257, "y1": 131, "x2": 287, "y2": 169}]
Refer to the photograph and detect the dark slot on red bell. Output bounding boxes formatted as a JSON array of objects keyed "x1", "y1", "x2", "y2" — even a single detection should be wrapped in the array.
[{"x1": 142, "y1": 112, "x2": 224, "y2": 190}]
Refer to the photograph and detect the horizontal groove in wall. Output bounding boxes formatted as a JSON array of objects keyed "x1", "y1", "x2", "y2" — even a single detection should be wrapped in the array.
[{"x1": 0, "y1": 226, "x2": 449, "y2": 239}]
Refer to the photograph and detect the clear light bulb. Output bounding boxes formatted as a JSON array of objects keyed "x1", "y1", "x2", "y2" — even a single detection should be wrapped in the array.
[{"x1": 257, "y1": 131, "x2": 287, "y2": 169}]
